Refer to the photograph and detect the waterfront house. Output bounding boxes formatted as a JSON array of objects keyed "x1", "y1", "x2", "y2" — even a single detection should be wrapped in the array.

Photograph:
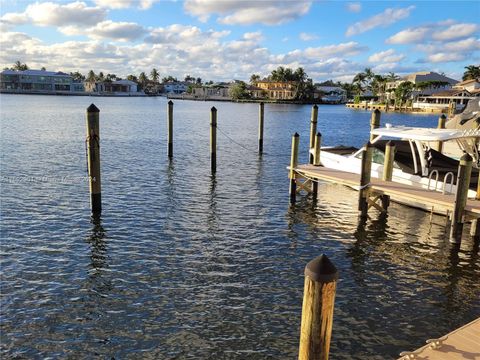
[
  {"x1": 254, "y1": 80, "x2": 296, "y2": 100},
  {"x1": 0, "y1": 69, "x2": 83, "y2": 94},
  {"x1": 413, "y1": 89, "x2": 475, "y2": 112},
  {"x1": 163, "y1": 81, "x2": 191, "y2": 94},
  {"x1": 315, "y1": 86, "x2": 347, "y2": 104},
  {"x1": 84, "y1": 79, "x2": 139, "y2": 95},
  {"x1": 192, "y1": 83, "x2": 230, "y2": 99},
  {"x1": 453, "y1": 78, "x2": 480, "y2": 93}
]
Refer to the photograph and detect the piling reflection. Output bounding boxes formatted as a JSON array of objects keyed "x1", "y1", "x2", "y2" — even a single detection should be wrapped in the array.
[{"x1": 85, "y1": 214, "x2": 111, "y2": 294}]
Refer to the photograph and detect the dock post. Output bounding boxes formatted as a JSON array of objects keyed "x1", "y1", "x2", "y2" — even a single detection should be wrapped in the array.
[
  {"x1": 358, "y1": 143, "x2": 373, "y2": 217},
  {"x1": 298, "y1": 254, "x2": 338, "y2": 360},
  {"x1": 382, "y1": 141, "x2": 395, "y2": 181},
  {"x1": 86, "y1": 104, "x2": 101, "y2": 213},
  {"x1": 258, "y1": 102, "x2": 264, "y2": 154},
  {"x1": 450, "y1": 153, "x2": 473, "y2": 243},
  {"x1": 369, "y1": 109, "x2": 381, "y2": 142},
  {"x1": 167, "y1": 100, "x2": 174, "y2": 158},
  {"x1": 309, "y1": 105, "x2": 318, "y2": 164},
  {"x1": 435, "y1": 114, "x2": 446, "y2": 153},
  {"x1": 210, "y1": 107, "x2": 217, "y2": 173},
  {"x1": 312, "y1": 132, "x2": 322, "y2": 197},
  {"x1": 289, "y1": 133, "x2": 300, "y2": 204}
]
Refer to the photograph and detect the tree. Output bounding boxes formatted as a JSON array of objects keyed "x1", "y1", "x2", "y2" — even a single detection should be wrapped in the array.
[
  {"x1": 196, "y1": 77, "x2": 202, "y2": 85},
  {"x1": 184, "y1": 75, "x2": 194, "y2": 82},
  {"x1": 87, "y1": 70, "x2": 96, "y2": 83},
  {"x1": 138, "y1": 72, "x2": 147, "y2": 89},
  {"x1": 386, "y1": 72, "x2": 399, "y2": 82},
  {"x1": 463, "y1": 65, "x2": 480, "y2": 81},
  {"x1": 70, "y1": 71, "x2": 85, "y2": 82},
  {"x1": 162, "y1": 75, "x2": 177, "y2": 83},
  {"x1": 250, "y1": 74, "x2": 260, "y2": 84},
  {"x1": 127, "y1": 74, "x2": 138, "y2": 83},
  {"x1": 394, "y1": 81, "x2": 414, "y2": 106},
  {"x1": 229, "y1": 81, "x2": 250, "y2": 100},
  {"x1": 97, "y1": 72, "x2": 105, "y2": 82},
  {"x1": 150, "y1": 68, "x2": 159, "y2": 83},
  {"x1": 105, "y1": 73, "x2": 117, "y2": 82},
  {"x1": 41, "y1": 66, "x2": 46, "y2": 71},
  {"x1": 12, "y1": 61, "x2": 28, "y2": 71}
]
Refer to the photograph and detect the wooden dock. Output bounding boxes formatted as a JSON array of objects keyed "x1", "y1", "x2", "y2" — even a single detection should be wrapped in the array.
[
  {"x1": 398, "y1": 317, "x2": 480, "y2": 359},
  {"x1": 293, "y1": 164, "x2": 480, "y2": 219}
]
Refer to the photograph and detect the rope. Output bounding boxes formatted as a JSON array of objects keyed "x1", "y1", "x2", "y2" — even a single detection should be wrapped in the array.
[{"x1": 216, "y1": 125, "x2": 259, "y2": 153}]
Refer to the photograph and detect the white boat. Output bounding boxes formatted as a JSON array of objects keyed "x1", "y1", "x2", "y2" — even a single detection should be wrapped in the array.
[{"x1": 318, "y1": 125, "x2": 480, "y2": 199}]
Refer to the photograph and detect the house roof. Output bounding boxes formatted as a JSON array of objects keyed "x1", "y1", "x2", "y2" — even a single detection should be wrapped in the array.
[
  {"x1": 1, "y1": 69, "x2": 70, "y2": 77},
  {"x1": 455, "y1": 78, "x2": 480, "y2": 86},
  {"x1": 316, "y1": 86, "x2": 345, "y2": 93},
  {"x1": 113, "y1": 79, "x2": 137, "y2": 85},
  {"x1": 429, "y1": 89, "x2": 471, "y2": 97},
  {"x1": 403, "y1": 71, "x2": 458, "y2": 85}
]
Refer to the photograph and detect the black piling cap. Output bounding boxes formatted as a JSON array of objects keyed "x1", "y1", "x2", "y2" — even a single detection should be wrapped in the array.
[
  {"x1": 374, "y1": 109, "x2": 381, "y2": 114},
  {"x1": 168, "y1": 100, "x2": 174, "y2": 105},
  {"x1": 87, "y1": 103, "x2": 100, "y2": 113},
  {"x1": 294, "y1": 132, "x2": 299, "y2": 137},
  {"x1": 313, "y1": 104, "x2": 318, "y2": 109},
  {"x1": 305, "y1": 254, "x2": 338, "y2": 283},
  {"x1": 316, "y1": 131, "x2": 322, "y2": 137},
  {"x1": 211, "y1": 106, "x2": 217, "y2": 112},
  {"x1": 366, "y1": 141, "x2": 373, "y2": 148},
  {"x1": 440, "y1": 114, "x2": 447, "y2": 119}
]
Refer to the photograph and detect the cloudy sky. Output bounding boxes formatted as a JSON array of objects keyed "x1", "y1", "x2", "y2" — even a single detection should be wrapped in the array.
[{"x1": 1, "y1": 0, "x2": 479, "y2": 82}]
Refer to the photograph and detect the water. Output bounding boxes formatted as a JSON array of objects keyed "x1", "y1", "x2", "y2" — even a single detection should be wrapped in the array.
[{"x1": 1, "y1": 94, "x2": 478, "y2": 359}]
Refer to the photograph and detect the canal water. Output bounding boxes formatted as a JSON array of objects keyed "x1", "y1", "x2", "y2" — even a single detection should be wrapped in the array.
[{"x1": 1, "y1": 94, "x2": 479, "y2": 359}]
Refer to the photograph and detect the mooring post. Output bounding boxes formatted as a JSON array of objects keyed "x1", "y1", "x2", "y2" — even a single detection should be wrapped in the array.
[
  {"x1": 258, "y1": 102, "x2": 264, "y2": 154},
  {"x1": 312, "y1": 132, "x2": 322, "y2": 197},
  {"x1": 358, "y1": 143, "x2": 373, "y2": 217},
  {"x1": 210, "y1": 106, "x2": 217, "y2": 172},
  {"x1": 167, "y1": 100, "x2": 174, "y2": 158},
  {"x1": 298, "y1": 254, "x2": 338, "y2": 360},
  {"x1": 450, "y1": 153, "x2": 473, "y2": 243},
  {"x1": 289, "y1": 133, "x2": 300, "y2": 204},
  {"x1": 382, "y1": 141, "x2": 395, "y2": 181},
  {"x1": 309, "y1": 105, "x2": 318, "y2": 164},
  {"x1": 86, "y1": 104, "x2": 101, "y2": 213},
  {"x1": 369, "y1": 109, "x2": 381, "y2": 142},
  {"x1": 435, "y1": 114, "x2": 446, "y2": 153}
]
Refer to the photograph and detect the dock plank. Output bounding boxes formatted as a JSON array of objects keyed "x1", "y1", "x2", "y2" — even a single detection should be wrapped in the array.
[
  {"x1": 398, "y1": 317, "x2": 480, "y2": 359},
  {"x1": 292, "y1": 164, "x2": 480, "y2": 217}
]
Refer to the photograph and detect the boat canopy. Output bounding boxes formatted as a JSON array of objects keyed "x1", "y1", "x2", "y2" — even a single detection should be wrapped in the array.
[{"x1": 370, "y1": 126, "x2": 480, "y2": 142}]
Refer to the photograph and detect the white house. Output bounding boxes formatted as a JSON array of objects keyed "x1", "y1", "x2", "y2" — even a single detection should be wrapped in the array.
[
  {"x1": 315, "y1": 86, "x2": 347, "y2": 104},
  {"x1": 163, "y1": 81, "x2": 190, "y2": 94}
]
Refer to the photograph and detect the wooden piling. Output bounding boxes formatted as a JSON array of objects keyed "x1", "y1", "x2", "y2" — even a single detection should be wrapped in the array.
[
  {"x1": 435, "y1": 114, "x2": 446, "y2": 153},
  {"x1": 289, "y1": 133, "x2": 300, "y2": 204},
  {"x1": 86, "y1": 104, "x2": 101, "y2": 213},
  {"x1": 210, "y1": 106, "x2": 217, "y2": 172},
  {"x1": 309, "y1": 105, "x2": 318, "y2": 164},
  {"x1": 167, "y1": 100, "x2": 173, "y2": 158},
  {"x1": 258, "y1": 102, "x2": 264, "y2": 154},
  {"x1": 382, "y1": 141, "x2": 395, "y2": 181},
  {"x1": 358, "y1": 143, "x2": 373, "y2": 217},
  {"x1": 298, "y1": 254, "x2": 338, "y2": 360},
  {"x1": 450, "y1": 153, "x2": 473, "y2": 243},
  {"x1": 312, "y1": 132, "x2": 322, "y2": 197},
  {"x1": 369, "y1": 109, "x2": 381, "y2": 142}
]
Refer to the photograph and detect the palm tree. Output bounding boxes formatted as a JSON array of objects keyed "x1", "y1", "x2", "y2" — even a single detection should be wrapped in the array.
[
  {"x1": 12, "y1": 61, "x2": 28, "y2": 71},
  {"x1": 462, "y1": 65, "x2": 480, "y2": 81},
  {"x1": 139, "y1": 72, "x2": 147, "y2": 89},
  {"x1": 386, "y1": 72, "x2": 399, "y2": 82},
  {"x1": 352, "y1": 72, "x2": 366, "y2": 94},
  {"x1": 87, "y1": 70, "x2": 96, "y2": 83},
  {"x1": 250, "y1": 74, "x2": 260, "y2": 84},
  {"x1": 150, "y1": 68, "x2": 159, "y2": 83}
]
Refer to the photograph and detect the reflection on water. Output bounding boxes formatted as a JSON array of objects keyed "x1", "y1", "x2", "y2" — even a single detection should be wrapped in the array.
[{"x1": 1, "y1": 95, "x2": 479, "y2": 359}]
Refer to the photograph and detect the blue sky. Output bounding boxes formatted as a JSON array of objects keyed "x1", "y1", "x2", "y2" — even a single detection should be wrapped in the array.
[{"x1": 1, "y1": 1, "x2": 479, "y2": 82}]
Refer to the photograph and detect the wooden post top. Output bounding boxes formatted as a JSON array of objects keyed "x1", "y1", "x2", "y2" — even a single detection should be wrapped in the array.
[
  {"x1": 313, "y1": 104, "x2": 318, "y2": 109},
  {"x1": 211, "y1": 106, "x2": 217, "y2": 112},
  {"x1": 316, "y1": 132, "x2": 321, "y2": 137},
  {"x1": 460, "y1": 153, "x2": 473, "y2": 164},
  {"x1": 293, "y1": 132, "x2": 299, "y2": 138},
  {"x1": 168, "y1": 100, "x2": 173, "y2": 105},
  {"x1": 373, "y1": 109, "x2": 380, "y2": 115},
  {"x1": 305, "y1": 254, "x2": 338, "y2": 283},
  {"x1": 87, "y1": 103, "x2": 100, "y2": 113}
]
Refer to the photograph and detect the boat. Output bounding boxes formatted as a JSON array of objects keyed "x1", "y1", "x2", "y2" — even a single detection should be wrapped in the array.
[{"x1": 318, "y1": 125, "x2": 480, "y2": 201}]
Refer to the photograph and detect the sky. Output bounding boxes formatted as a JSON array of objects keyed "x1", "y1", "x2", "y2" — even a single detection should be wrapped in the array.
[{"x1": 0, "y1": 0, "x2": 479, "y2": 83}]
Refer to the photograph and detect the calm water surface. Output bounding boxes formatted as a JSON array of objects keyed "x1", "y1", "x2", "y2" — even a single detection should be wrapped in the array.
[{"x1": 1, "y1": 94, "x2": 479, "y2": 359}]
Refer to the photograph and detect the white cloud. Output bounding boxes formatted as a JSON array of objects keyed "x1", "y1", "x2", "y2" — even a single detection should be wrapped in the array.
[
  {"x1": 303, "y1": 41, "x2": 368, "y2": 58},
  {"x1": 299, "y1": 32, "x2": 318, "y2": 41},
  {"x1": 94, "y1": 0, "x2": 158, "y2": 10},
  {"x1": 426, "y1": 53, "x2": 466, "y2": 63},
  {"x1": 368, "y1": 49, "x2": 405, "y2": 63},
  {"x1": 346, "y1": 3, "x2": 361, "y2": 13},
  {"x1": 87, "y1": 21, "x2": 146, "y2": 41},
  {"x1": 432, "y1": 23, "x2": 478, "y2": 41},
  {"x1": 184, "y1": 0, "x2": 312, "y2": 25},
  {"x1": 386, "y1": 27, "x2": 429, "y2": 44},
  {"x1": 346, "y1": 6, "x2": 415, "y2": 36},
  {"x1": 0, "y1": 1, "x2": 106, "y2": 28}
]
